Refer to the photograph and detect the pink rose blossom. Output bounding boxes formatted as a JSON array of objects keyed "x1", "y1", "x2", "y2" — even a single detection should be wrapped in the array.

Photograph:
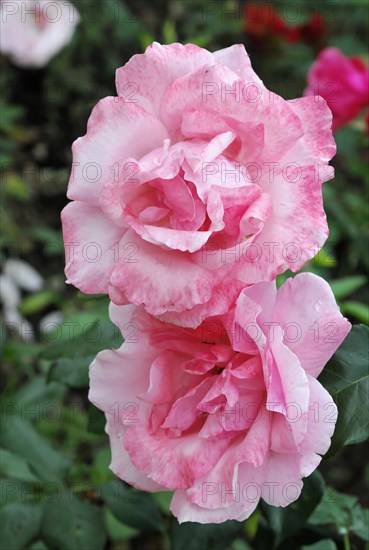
[
  {"x1": 62, "y1": 42, "x2": 336, "y2": 328},
  {"x1": 0, "y1": 0, "x2": 80, "y2": 68},
  {"x1": 89, "y1": 273, "x2": 351, "y2": 524},
  {"x1": 305, "y1": 47, "x2": 369, "y2": 131}
]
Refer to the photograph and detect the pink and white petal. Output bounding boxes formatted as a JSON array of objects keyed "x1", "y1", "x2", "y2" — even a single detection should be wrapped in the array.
[
  {"x1": 299, "y1": 376, "x2": 337, "y2": 477},
  {"x1": 142, "y1": 225, "x2": 212, "y2": 253},
  {"x1": 88, "y1": 343, "x2": 156, "y2": 420},
  {"x1": 267, "y1": 327, "x2": 309, "y2": 447},
  {"x1": 261, "y1": 451, "x2": 303, "y2": 507},
  {"x1": 274, "y1": 273, "x2": 351, "y2": 377},
  {"x1": 67, "y1": 98, "x2": 168, "y2": 203},
  {"x1": 106, "y1": 415, "x2": 164, "y2": 491},
  {"x1": 213, "y1": 44, "x2": 264, "y2": 86},
  {"x1": 234, "y1": 165, "x2": 329, "y2": 283},
  {"x1": 140, "y1": 350, "x2": 192, "y2": 406},
  {"x1": 115, "y1": 42, "x2": 214, "y2": 116},
  {"x1": 170, "y1": 489, "x2": 259, "y2": 524},
  {"x1": 160, "y1": 62, "x2": 242, "y2": 134},
  {"x1": 240, "y1": 280, "x2": 277, "y2": 332},
  {"x1": 124, "y1": 424, "x2": 230, "y2": 490},
  {"x1": 284, "y1": 96, "x2": 336, "y2": 166},
  {"x1": 159, "y1": 276, "x2": 244, "y2": 329},
  {"x1": 108, "y1": 230, "x2": 223, "y2": 318},
  {"x1": 198, "y1": 80, "x2": 304, "y2": 163},
  {"x1": 226, "y1": 290, "x2": 265, "y2": 355},
  {"x1": 188, "y1": 405, "x2": 269, "y2": 511},
  {"x1": 61, "y1": 201, "x2": 125, "y2": 294}
]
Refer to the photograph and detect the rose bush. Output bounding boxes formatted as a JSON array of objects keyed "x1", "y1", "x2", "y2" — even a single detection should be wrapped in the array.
[
  {"x1": 0, "y1": 0, "x2": 80, "y2": 68},
  {"x1": 89, "y1": 273, "x2": 351, "y2": 524},
  {"x1": 62, "y1": 42, "x2": 336, "y2": 328},
  {"x1": 305, "y1": 47, "x2": 369, "y2": 131}
]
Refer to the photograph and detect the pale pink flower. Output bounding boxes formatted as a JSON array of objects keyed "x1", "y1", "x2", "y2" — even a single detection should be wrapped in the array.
[
  {"x1": 0, "y1": 0, "x2": 80, "y2": 68},
  {"x1": 89, "y1": 273, "x2": 351, "y2": 524},
  {"x1": 305, "y1": 47, "x2": 369, "y2": 131},
  {"x1": 62, "y1": 42, "x2": 335, "y2": 327}
]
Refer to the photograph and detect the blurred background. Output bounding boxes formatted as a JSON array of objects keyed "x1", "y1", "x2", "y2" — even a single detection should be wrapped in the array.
[{"x1": 1, "y1": 1, "x2": 368, "y2": 549}]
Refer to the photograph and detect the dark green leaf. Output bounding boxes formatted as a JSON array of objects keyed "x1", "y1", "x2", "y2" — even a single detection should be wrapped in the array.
[
  {"x1": 0, "y1": 449, "x2": 40, "y2": 483},
  {"x1": 171, "y1": 519, "x2": 242, "y2": 550},
  {"x1": 87, "y1": 403, "x2": 106, "y2": 435},
  {"x1": 41, "y1": 495, "x2": 107, "y2": 550},
  {"x1": 40, "y1": 320, "x2": 122, "y2": 361},
  {"x1": 340, "y1": 301, "x2": 369, "y2": 324},
  {"x1": 0, "y1": 502, "x2": 43, "y2": 550},
  {"x1": 100, "y1": 480, "x2": 165, "y2": 533},
  {"x1": 1, "y1": 416, "x2": 70, "y2": 483},
  {"x1": 319, "y1": 325, "x2": 369, "y2": 457},
  {"x1": 255, "y1": 471, "x2": 325, "y2": 549},
  {"x1": 301, "y1": 540, "x2": 337, "y2": 550},
  {"x1": 330, "y1": 276, "x2": 367, "y2": 300},
  {"x1": 104, "y1": 507, "x2": 139, "y2": 541},
  {"x1": 47, "y1": 356, "x2": 92, "y2": 388},
  {"x1": 309, "y1": 487, "x2": 369, "y2": 540}
]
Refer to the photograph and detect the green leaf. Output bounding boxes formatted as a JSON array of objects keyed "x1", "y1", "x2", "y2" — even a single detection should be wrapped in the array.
[
  {"x1": 0, "y1": 479, "x2": 25, "y2": 507},
  {"x1": 171, "y1": 520, "x2": 242, "y2": 550},
  {"x1": 40, "y1": 320, "x2": 122, "y2": 361},
  {"x1": 41, "y1": 495, "x2": 107, "y2": 550},
  {"x1": 319, "y1": 325, "x2": 369, "y2": 457},
  {"x1": 153, "y1": 491, "x2": 173, "y2": 516},
  {"x1": 87, "y1": 403, "x2": 106, "y2": 435},
  {"x1": 309, "y1": 488, "x2": 357, "y2": 529},
  {"x1": 351, "y1": 505, "x2": 369, "y2": 541},
  {"x1": 1, "y1": 416, "x2": 70, "y2": 483},
  {"x1": 104, "y1": 507, "x2": 139, "y2": 541},
  {"x1": 0, "y1": 502, "x2": 43, "y2": 550},
  {"x1": 301, "y1": 540, "x2": 337, "y2": 550},
  {"x1": 163, "y1": 19, "x2": 177, "y2": 43},
  {"x1": 340, "y1": 301, "x2": 369, "y2": 324},
  {"x1": 12, "y1": 376, "x2": 65, "y2": 415},
  {"x1": 0, "y1": 449, "x2": 40, "y2": 483},
  {"x1": 330, "y1": 276, "x2": 367, "y2": 300},
  {"x1": 255, "y1": 471, "x2": 325, "y2": 549},
  {"x1": 47, "y1": 356, "x2": 92, "y2": 388},
  {"x1": 19, "y1": 291, "x2": 56, "y2": 315},
  {"x1": 100, "y1": 480, "x2": 165, "y2": 533},
  {"x1": 309, "y1": 487, "x2": 369, "y2": 541}
]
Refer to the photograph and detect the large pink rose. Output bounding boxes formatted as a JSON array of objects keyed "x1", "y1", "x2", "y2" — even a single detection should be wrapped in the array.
[
  {"x1": 0, "y1": 0, "x2": 80, "y2": 68},
  {"x1": 89, "y1": 273, "x2": 351, "y2": 524},
  {"x1": 62, "y1": 42, "x2": 335, "y2": 328},
  {"x1": 305, "y1": 47, "x2": 369, "y2": 131}
]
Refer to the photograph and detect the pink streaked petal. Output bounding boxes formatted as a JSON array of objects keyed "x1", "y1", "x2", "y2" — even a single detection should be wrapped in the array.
[
  {"x1": 115, "y1": 42, "x2": 214, "y2": 117},
  {"x1": 267, "y1": 326, "x2": 309, "y2": 447},
  {"x1": 170, "y1": 489, "x2": 259, "y2": 524},
  {"x1": 109, "y1": 230, "x2": 221, "y2": 318},
  {"x1": 261, "y1": 452, "x2": 303, "y2": 507},
  {"x1": 299, "y1": 375, "x2": 337, "y2": 477},
  {"x1": 124, "y1": 424, "x2": 229, "y2": 490},
  {"x1": 106, "y1": 415, "x2": 164, "y2": 492},
  {"x1": 67, "y1": 98, "x2": 168, "y2": 204},
  {"x1": 159, "y1": 277, "x2": 244, "y2": 329},
  {"x1": 61, "y1": 201, "x2": 124, "y2": 295},
  {"x1": 274, "y1": 273, "x2": 351, "y2": 377},
  {"x1": 234, "y1": 165, "x2": 329, "y2": 283},
  {"x1": 213, "y1": 44, "x2": 264, "y2": 86},
  {"x1": 285, "y1": 96, "x2": 336, "y2": 165}
]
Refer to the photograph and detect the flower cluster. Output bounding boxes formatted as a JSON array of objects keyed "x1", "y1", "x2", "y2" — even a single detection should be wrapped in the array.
[{"x1": 62, "y1": 42, "x2": 351, "y2": 523}]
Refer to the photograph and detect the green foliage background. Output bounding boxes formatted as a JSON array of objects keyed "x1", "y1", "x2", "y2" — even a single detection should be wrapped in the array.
[{"x1": 1, "y1": 1, "x2": 368, "y2": 549}]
